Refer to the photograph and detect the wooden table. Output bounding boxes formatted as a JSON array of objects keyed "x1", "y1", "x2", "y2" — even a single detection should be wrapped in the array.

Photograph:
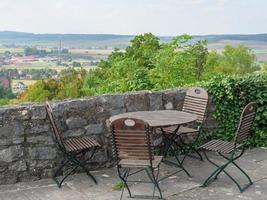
[{"x1": 109, "y1": 110, "x2": 198, "y2": 128}]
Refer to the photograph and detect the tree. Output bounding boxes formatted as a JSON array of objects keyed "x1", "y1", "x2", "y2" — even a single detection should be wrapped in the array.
[
  {"x1": 20, "y1": 68, "x2": 87, "y2": 102},
  {"x1": 191, "y1": 40, "x2": 208, "y2": 80},
  {"x1": 149, "y1": 34, "x2": 208, "y2": 89},
  {"x1": 24, "y1": 47, "x2": 38, "y2": 56},
  {"x1": 72, "y1": 61, "x2": 82, "y2": 67},
  {"x1": 19, "y1": 33, "x2": 261, "y2": 103},
  {"x1": 57, "y1": 68, "x2": 86, "y2": 99},
  {"x1": 207, "y1": 45, "x2": 260, "y2": 75},
  {"x1": 62, "y1": 48, "x2": 69, "y2": 54},
  {"x1": 124, "y1": 33, "x2": 160, "y2": 69},
  {"x1": 20, "y1": 79, "x2": 58, "y2": 102},
  {"x1": 0, "y1": 84, "x2": 15, "y2": 99},
  {"x1": 24, "y1": 47, "x2": 48, "y2": 57}
]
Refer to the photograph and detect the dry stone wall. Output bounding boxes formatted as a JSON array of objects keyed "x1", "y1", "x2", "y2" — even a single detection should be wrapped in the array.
[{"x1": 0, "y1": 88, "x2": 216, "y2": 185}]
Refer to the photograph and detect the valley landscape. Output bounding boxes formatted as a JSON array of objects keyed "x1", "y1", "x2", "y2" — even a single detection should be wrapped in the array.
[{"x1": 0, "y1": 31, "x2": 266, "y2": 98}]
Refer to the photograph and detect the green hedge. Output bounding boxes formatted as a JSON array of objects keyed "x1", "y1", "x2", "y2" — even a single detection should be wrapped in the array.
[{"x1": 204, "y1": 73, "x2": 267, "y2": 147}]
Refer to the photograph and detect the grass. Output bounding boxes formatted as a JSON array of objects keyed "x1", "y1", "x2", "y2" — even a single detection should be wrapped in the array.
[{"x1": 112, "y1": 181, "x2": 125, "y2": 191}]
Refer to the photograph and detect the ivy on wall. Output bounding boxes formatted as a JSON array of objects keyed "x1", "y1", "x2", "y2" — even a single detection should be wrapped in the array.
[{"x1": 204, "y1": 73, "x2": 267, "y2": 147}]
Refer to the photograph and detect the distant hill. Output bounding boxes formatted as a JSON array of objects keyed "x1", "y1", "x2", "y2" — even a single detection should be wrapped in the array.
[
  {"x1": 194, "y1": 34, "x2": 267, "y2": 42},
  {"x1": 0, "y1": 31, "x2": 266, "y2": 49},
  {"x1": 0, "y1": 31, "x2": 134, "y2": 48}
]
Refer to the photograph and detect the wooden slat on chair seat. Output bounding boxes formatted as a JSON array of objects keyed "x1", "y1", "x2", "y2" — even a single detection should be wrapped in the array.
[
  {"x1": 200, "y1": 140, "x2": 242, "y2": 154},
  {"x1": 119, "y1": 156, "x2": 163, "y2": 168},
  {"x1": 64, "y1": 137, "x2": 100, "y2": 152}
]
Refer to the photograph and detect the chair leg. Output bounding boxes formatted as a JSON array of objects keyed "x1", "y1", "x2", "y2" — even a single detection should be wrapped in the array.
[
  {"x1": 58, "y1": 165, "x2": 79, "y2": 187},
  {"x1": 161, "y1": 131, "x2": 191, "y2": 178},
  {"x1": 145, "y1": 167, "x2": 163, "y2": 199},
  {"x1": 202, "y1": 150, "x2": 253, "y2": 192},
  {"x1": 53, "y1": 159, "x2": 70, "y2": 188},
  {"x1": 72, "y1": 154, "x2": 98, "y2": 184},
  {"x1": 54, "y1": 148, "x2": 98, "y2": 187},
  {"x1": 171, "y1": 145, "x2": 191, "y2": 177},
  {"x1": 202, "y1": 150, "x2": 232, "y2": 187},
  {"x1": 177, "y1": 134, "x2": 203, "y2": 163},
  {"x1": 118, "y1": 167, "x2": 131, "y2": 199},
  {"x1": 232, "y1": 161, "x2": 253, "y2": 185}
]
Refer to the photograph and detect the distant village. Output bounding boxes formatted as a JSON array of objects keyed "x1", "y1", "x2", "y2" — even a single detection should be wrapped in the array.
[
  {"x1": 0, "y1": 48, "x2": 61, "y2": 94},
  {"x1": 0, "y1": 45, "x2": 102, "y2": 95}
]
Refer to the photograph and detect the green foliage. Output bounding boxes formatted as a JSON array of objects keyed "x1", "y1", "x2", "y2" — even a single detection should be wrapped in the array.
[
  {"x1": 20, "y1": 68, "x2": 86, "y2": 102},
  {"x1": 204, "y1": 45, "x2": 259, "y2": 77},
  {"x1": 24, "y1": 47, "x2": 48, "y2": 57},
  {"x1": 0, "y1": 83, "x2": 15, "y2": 106},
  {"x1": 20, "y1": 33, "x2": 263, "y2": 143},
  {"x1": 56, "y1": 68, "x2": 86, "y2": 99},
  {"x1": 83, "y1": 33, "x2": 209, "y2": 94},
  {"x1": 0, "y1": 84, "x2": 15, "y2": 99},
  {"x1": 20, "y1": 68, "x2": 58, "y2": 79},
  {"x1": 262, "y1": 62, "x2": 267, "y2": 71},
  {"x1": 149, "y1": 35, "x2": 208, "y2": 89},
  {"x1": 83, "y1": 34, "x2": 258, "y2": 96},
  {"x1": 0, "y1": 99, "x2": 10, "y2": 106},
  {"x1": 204, "y1": 73, "x2": 267, "y2": 147},
  {"x1": 83, "y1": 33, "x2": 160, "y2": 94},
  {"x1": 20, "y1": 79, "x2": 57, "y2": 102},
  {"x1": 112, "y1": 181, "x2": 125, "y2": 191},
  {"x1": 72, "y1": 61, "x2": 81, "y2": 67}
]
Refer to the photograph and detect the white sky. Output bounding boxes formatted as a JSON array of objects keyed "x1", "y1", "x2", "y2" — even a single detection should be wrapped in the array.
[{"x1": 0, "y1": 0, "x2": 266, "y2": 36}]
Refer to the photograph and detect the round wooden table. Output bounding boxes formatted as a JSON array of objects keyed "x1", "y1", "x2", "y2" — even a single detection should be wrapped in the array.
[{"x1": 109, "y1": 110, "x2": 198, "y2": 128}]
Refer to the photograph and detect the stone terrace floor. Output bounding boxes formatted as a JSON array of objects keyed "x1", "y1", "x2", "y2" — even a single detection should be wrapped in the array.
[{"x1": 0, "y1": 148, "x2": 267, "y2": 200}]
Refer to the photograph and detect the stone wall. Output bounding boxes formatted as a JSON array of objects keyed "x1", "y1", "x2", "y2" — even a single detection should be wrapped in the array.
[{"x1": 0, "y1": 88, "x2": 216, "y2": 185}]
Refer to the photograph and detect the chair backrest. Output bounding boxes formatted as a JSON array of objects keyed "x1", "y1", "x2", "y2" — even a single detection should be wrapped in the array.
[
  {"x1": 234, "y1": 102, "x2": 257, "y2": 145},
  {"x1": 182, "y1": 87, "x2": 209, "y2": 123},
  {"x1": 111, "y1": 118, "x2": 154, "y2": 163},
  {"x1": 45, "y1": 102, "x2": 64, "y2": 149}
]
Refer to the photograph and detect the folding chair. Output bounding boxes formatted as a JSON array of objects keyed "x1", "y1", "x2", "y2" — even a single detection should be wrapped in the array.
[
  {"x1": 45, "y1": 102, "x2": 100, "y2": 188},
  {"x1": 110, "y1": 118, "x2": 163, "y2": 199},
  {"x1": 200, "y1": 102, "x2": 257, "y2": 192},
  {"x1": 163, "y1": 87, "x2": 209, "y2": 162}
]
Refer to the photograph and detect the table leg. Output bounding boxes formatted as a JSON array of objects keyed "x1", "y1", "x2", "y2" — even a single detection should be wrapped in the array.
[{"x1": 159, "y1": 126, "x2": 191, "y2": 177}]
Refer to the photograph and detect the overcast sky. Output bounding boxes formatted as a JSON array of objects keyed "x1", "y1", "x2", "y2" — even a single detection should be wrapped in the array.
[{"x1": 0, "y1": 0, "x2": 266, "y2": 36}]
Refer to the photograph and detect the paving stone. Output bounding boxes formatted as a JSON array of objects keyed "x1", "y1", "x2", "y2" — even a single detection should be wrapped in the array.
[{"x1": 0, "y1": 149, "x2": 265, "y2": 200}]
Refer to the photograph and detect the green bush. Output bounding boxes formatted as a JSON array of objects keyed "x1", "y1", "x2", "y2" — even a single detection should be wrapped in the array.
[
  {"x1": 204, "y1": 73, "x2": 267, "y2": 147},
  {"x1": 0, "y1": 99, "x2": 10, "y2": 106}
]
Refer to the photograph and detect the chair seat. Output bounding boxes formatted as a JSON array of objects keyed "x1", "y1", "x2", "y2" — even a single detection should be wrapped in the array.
[
  {"x1": 119, "y1": 156, "x2": 163, "y2": 168},
  {"x1": 163, "y1": 126, "x2": 199, "y2": 135},
  {"x1": 200, "y1": 140, "x2": 242, "y2": 154},
  {"x1": 64, "y1": 136, "x2": 100, "y2": 152}
]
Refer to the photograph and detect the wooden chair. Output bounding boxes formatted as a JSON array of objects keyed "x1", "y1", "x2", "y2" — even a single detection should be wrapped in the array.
[
  {"x1": 110, "y1": 118, "x2": 163, "y2": 199},
  {"x1": 163, "y1": 87, "x2": 209, "y2": 162},
  {"x1": 200, "y1": 102, "x2": 257, "y2": 192},
  {"x1": 45, "y1": 102, "x2": 100, "y2": 188}
]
